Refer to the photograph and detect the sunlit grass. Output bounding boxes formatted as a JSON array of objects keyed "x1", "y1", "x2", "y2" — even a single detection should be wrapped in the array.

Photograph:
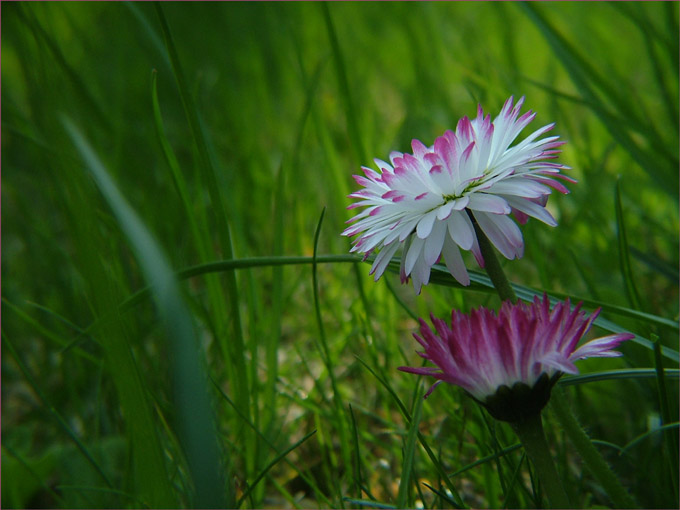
[{"x1": 2, "y1": 2, "x2": 678, "y2": 508}]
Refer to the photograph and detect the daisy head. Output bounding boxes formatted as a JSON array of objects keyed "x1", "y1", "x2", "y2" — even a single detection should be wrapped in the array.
[
  {"x1": 398, "y1": 295, "x2": 634, "y2": 422},
  {"x1": 343, "y1": 96, "x2": 574, "y2": 294}
]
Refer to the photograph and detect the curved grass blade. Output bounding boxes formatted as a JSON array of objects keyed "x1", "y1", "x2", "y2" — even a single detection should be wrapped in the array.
[
  {"x1": 76, "y1": 254, "x2": 677, "y2": 360},
  {"x1": 629, "y1": 246, "x2": 679, "y2": 283},
  {"x1": 620, "y1": 422, "x2": 680, "y2": 457},
  {"x1": 422, "y1": 481, "x2": 464, "y2": 509},
  {"x1": 62, "y1": 117, "x2": 225, "y2": 508},
  {"x1": 559, "y1": 368, "x2": 679, "y2": 387},
  {"x1": 150, "y1": 69, "x2": 204, "y2": 253}
]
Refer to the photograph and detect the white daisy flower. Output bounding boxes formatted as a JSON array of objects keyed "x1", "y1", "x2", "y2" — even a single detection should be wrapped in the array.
[{"x1": 343, "y1": 96, "x2": 573, "y2": 294}]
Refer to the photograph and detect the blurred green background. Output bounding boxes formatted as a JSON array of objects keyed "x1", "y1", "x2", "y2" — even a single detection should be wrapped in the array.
[{"x1": 2, "y1": 2, "x2": 678, "y2": 508}]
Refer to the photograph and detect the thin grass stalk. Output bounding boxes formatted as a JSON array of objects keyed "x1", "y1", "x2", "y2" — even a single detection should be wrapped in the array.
[{"x1": 311, "y1": 208, "x2": 352, "y2": 504}]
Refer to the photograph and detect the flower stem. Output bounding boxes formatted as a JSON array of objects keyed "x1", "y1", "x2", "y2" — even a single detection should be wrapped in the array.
[
  {"x1": 469, "y1": 213, "x2": 518, "y2": 303},
  {"x1": 510, "y1": 413, "x2": 571, "y2": 509},
  {"x1": 550, "y1": 387, "x2": 639, "y2": 509}
]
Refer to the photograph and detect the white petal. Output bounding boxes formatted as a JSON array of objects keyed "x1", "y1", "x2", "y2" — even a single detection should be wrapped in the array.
[
  {"x1": 504, "y1": 196, "x2": 557, "y2": 226},
  {"x1": 467, "y1": 193, "x2": 511, "y2": 214},
  {"x1": 472, "y1": 212, "x2": 524, "y2": 260},
  {"x1": 416, "y1": 209, "x2": 439, "y2": 239},
  {"x1": 442, "y1": 236, "x2": 470, "y2": 286},
  {"x1": 423, "y1": 220, "x2": 446, "y2": 265},
  {"x1": 413, "y1": 252, "x2": 432, "y2": 289},
  {"x1": 404, "y1": 235, "x2": 425, "y2": 275},
  {"x1": 487, "y1": 178, "x2": 551, "y2": 198},
  {"x1": 370, "y1": 241, "x2": 401, "y2": 280},
  {"x1": 436, "y1": 201, "x2": 456, "y2": 220},
  {"x1": 446, "y1": 211, "x2": 474, "y2": 250}
]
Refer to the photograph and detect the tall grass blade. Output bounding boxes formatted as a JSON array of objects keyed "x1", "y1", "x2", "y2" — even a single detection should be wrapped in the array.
[
  {"x1": 321, "y1": 3, "x2": 367, "y2": 164},
  {"x1": 349, "y1": 404, "x2": 366, "y2": 500},
  {"x1": 62, "y1": 118, "x2": 225, "y2": 508},
  {"x1": 311, "y1": 208, "x2": 352, "y2": 503},
  {"x1": 150, "y1": 69, "x2": 204, "y2": 252},
  {"x1": 397, "y1": 387, "x2": 423, "y2": 509},
  {"x1": 615, "y1": 178, "x2": 642, "y2": 310}
]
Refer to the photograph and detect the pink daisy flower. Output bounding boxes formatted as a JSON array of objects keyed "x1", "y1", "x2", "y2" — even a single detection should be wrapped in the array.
[
  {"x1": 343, "y1": 96, "x2": 574, "y2": 294},
  {"x1": 398, "y1": 295, "x2": 634, "y2": 422}
]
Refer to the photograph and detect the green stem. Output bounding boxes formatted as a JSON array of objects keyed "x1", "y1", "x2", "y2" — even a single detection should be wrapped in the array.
[
  {"x1": 510, "y1": 413, "x2": 571, "y2": 509},
  {"x1": 469, "y1": 213, "x2": 518, "y2": 303},
  {"x1": 550, "y1": 388, "x2": 639, "y2": 509}
]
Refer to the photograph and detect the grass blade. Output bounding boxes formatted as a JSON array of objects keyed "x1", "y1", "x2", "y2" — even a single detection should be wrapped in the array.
[
  {"x1": 62, "y1": 117, "x2": 225, "y2": 508},
  {"x1": 559, "y1": 368, "x2": 679, "y2": 387},
  {"x1": 321, "y1": 2, "x2": 367, "y2": 164},
  {"x1": 397, "y1": 385, "x2": 423, "y2": 509},
  {"x1": 615, "y1": 178, "x2": 642, "y2": 310}
]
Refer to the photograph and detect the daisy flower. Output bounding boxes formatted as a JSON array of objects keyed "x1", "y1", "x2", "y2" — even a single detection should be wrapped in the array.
[
  {"x1": 343, "y1": 96, "x2": 573, "y2": 294},
  {"x1": 398, "y1": 295, "x2": 634, "y2": 422}
]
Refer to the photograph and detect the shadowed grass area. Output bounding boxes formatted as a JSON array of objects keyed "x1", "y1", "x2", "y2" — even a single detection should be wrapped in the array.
[{"x1": 2, "y1": 2, "x2": 678, "y2": 508}]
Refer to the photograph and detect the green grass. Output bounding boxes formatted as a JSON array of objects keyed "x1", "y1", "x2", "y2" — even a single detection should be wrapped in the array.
[{"x1": 2, "y1": 2, "x2": 678, "y2": 508}]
